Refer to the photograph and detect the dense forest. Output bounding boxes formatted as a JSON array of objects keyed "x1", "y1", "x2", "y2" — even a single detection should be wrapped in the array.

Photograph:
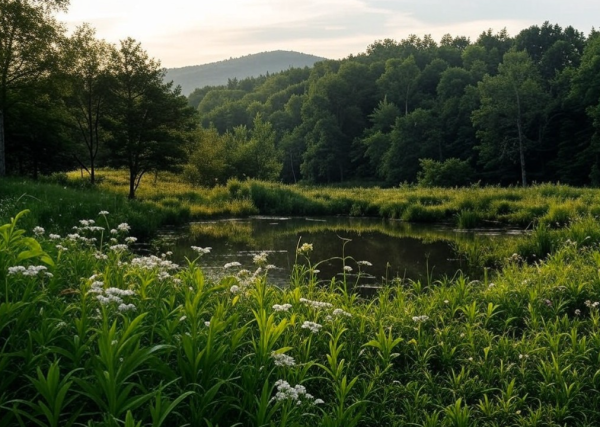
[
  {"x1": 187, "y1": 24, "x2": 600, "y2": 187},
  {"x1": 2, "y1": 0, "x2": 600, "y2": 190}
]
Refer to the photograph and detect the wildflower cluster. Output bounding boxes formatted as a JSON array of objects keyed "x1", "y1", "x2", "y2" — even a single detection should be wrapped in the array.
[
  {"x1": 87, "y1": 279, "x2": 136, "y2": 312},
  {"x1": 271, "y1": 352, "x2": 296, "y2": 367},
  {"x1": 332, "y1": 308, "x2": 352, "y2": 317},
  {"x1": 301, "y1": 321, "x2": 322, "y2": 334},
  {"x1": 191, "y1": 246, "x2": 211, "y2": 255},
  {"x1": 299, "y1": 298, "x2": 333, "y2": 309},
  {"x1": 8, "y1": 265, "x2": 52, "y2": 278},
  {"x1": 232, "y1": 265, "x2": 267, "y2": 290},
  {"x1": 223, "y1": 261, "x2": 241, "y2": 269},
  {"x1": 131, "y1": 255, "x2": 179, "y2": 271},
  {"x1": 253, "y1": 252, "x2": 268, "y2": 266},
  {"x1": 271, "y1": 380, "x2": 322, "y2": 405},
  {"x1": 412, "y1": 315, "x2": 429, "y2": 323},
  {"x1": 297, "y1": 243, "x2": 313, "y2": 255},
  {"x1": 273, "y1": 303, "x2": 292, "y2": 312}
]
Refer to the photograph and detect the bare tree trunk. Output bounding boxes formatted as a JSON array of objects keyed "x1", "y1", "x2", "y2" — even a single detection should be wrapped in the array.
[
  {"x1": 129, "y1": 170, "x2": 136, "y2": 199},
  {"x1": 514, "y1": 83, "x2": 527, "y2": 187},
  {"x1": 517, "y1": 119, "x2": 527, "y2": 187},
  {"x1": 0, "y1": 109, "x2": 5, "y2": 176}
]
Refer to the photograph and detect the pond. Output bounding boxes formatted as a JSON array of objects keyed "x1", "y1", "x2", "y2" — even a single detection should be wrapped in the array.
[{"x1": 157, "y1": 216, "x2": 522, "y2": 289}]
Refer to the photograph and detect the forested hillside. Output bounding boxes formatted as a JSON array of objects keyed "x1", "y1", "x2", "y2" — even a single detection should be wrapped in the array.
[
  {"x1": 165, "y1": 51, "x2": 328, "y2": 96},
  {"x1": 186, "y1": 23, "x2": 600, "y2": 187}
]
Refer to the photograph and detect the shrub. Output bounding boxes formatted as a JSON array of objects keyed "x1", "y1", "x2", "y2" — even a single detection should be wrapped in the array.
[{"x1": 417, "y1": 158, "x2": 474, "y2": 188}]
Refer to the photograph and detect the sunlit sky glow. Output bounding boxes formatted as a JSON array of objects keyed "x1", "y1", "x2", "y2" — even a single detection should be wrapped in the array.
[{"x1": 58, "y1": 0, "x2": 600, "y2": 68}]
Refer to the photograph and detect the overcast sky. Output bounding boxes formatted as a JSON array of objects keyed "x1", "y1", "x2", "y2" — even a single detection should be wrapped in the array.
[{"x1": 58, "y1": 0, "x2": 599, "y2": 68}]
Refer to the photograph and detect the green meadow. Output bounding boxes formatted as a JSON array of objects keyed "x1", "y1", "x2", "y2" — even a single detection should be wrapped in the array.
[{"x1": 3, "y1": 175, "x2": 600, "y2": 425}]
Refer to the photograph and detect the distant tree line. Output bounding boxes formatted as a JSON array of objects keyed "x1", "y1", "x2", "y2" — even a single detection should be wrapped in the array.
[
  {"x1": 2, "y1": 2, "x2": 600, "y2": 190},
  {"x1": 187, "y1": 23, "x2": 600, "y2": 187}
]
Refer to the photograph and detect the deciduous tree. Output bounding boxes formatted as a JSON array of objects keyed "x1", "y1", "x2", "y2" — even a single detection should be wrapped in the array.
[
  {"x1": 0, "y1": 0, "x2": 67, "y2": 176},
  {"x1": 106, "y1": 38, "x2": 197, "y2": 199},
  {"x1": 472, "y1": 49, "x2": 549, "y2": 186}
]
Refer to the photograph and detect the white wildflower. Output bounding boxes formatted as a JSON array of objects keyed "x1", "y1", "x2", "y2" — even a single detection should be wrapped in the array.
[
  {"x1": 204, "y1": 321, "x2": 211, "y2": 327},
  {"x1": 56, "y1": 244, "x2": 68, "y2": 251},
  {"x1": 230, "y1": 285, "x2": 240, "y2": 294},
  {"x1": 118, "y1": 303, "x2": 136, "y2": 312},
  {"x1": 99, "y1": 211, "x2": 109, "y2": 215},
  {"x1": 33, "y1": 226, "x2": 45, "y2": 236},
  {"x1": 223, "y1": 261, "x2": 242, "y2": 269},
  {"x1": 97, "y1": 295, "x2": 111, "y2": 305},
  {"x1": 299, "y1": 298, "x2": 332, "y2": 309},
  {"x1": 117, "y1": 223, "x2": 131, "y2": 232},
  {"x1": 332, "y1": 308, "x2": 352, "y2": 317},
  {"x1": 271, "y1": 352, "x2": 296, "y2": 367},
  {"x1": 253, "y1": 252, "x2": 268, "y2": 265},
  {"x1": 105, "y1": 287, "x2": 135, "y2": 297},
  {"x1": 271, "y1": 380, "x2": 319, "y2": 405},
  {"x1": 10, "y1": 265, "x2": 49, "y2": 277},
  {"x1": 125, "y1": 236, "x2": 137, "y2": 244},
  {"x1": 272, "y1": 303, "x2": 292, "y2": 312},
  {"x1": 357, "y1": 260, "x2": 372, "y2": 266},
  {"x1": 412, "y1": 315, "x2": 429, "y2": 323},
  {"x1": 49, "y1": 233, "x2": 61, "y2": 240},
  {"x1": 157, "y1": 271, "x2": 171, "y2": 281},
  {"x1": 301, "y1": 321, "x2": 322, "y2": 334},
  {"x1": 297, "y1": 243, "x2": 313, "y2": 255},
  {"x1": 343, "y1": 266, "x2": 353, "y2": 272},
  {"x1": 191, "y1": 246, "x2": 211, "y2": 255},
  {"x1": 8, "y1": 266, "x2": 26, "y2": 275},
  {"x1": 109, "y1": 244, "x2": 128, "y2": 252}
]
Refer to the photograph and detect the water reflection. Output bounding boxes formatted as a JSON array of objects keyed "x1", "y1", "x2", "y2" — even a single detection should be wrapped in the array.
[{"x1": 159, "y1": 217, "x2": 520, "y2": 287}]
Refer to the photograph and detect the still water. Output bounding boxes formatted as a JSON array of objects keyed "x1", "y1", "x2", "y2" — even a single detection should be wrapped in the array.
[{"x1": 159, "y1": 216, "x2": 521, "y2": 288}]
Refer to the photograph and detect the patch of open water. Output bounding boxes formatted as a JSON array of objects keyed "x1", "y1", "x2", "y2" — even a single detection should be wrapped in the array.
[{"x1": 157, "y1": 216, "x2": 522, "y2": 289}]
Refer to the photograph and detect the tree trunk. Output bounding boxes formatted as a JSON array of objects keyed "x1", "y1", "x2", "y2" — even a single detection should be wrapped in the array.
[
  {"x1": 517, "y1": 119, "x2": 527, "y2": 187},
  {"x1": 129, "y1": 170, "x2": 136, "y2": 199},
  {"x1": 514, "y1": 84, "x2": 527, "y2": 187},
  {"x1": 0, "y1": 109, "x2": 5, "y2": 176}
]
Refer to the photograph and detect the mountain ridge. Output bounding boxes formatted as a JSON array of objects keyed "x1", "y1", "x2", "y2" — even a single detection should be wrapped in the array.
[{"x1": 165, "y1": 50, "x2": 328, "y2": 96}]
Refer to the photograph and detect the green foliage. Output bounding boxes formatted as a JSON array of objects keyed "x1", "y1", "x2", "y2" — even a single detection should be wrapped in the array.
[{"x1": 417, "y1": 158, "x2": 475, "y2": 187}]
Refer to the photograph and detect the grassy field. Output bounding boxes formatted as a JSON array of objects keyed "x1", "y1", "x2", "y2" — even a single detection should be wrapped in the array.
[
  {"x1": 65, "y1": 169, "x2": 600, "y2": 229},
  {"x1": 2, "y1": 199, "x2": 600, "y2": 425}
]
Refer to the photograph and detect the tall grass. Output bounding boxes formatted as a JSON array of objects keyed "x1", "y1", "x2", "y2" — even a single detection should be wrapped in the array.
[{"x1": 38, "y1": 170, "x2": 600, "y2": 232}]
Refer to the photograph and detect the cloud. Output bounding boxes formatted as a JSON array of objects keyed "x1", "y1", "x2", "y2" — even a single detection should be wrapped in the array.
[{"x1": 59, "y1": 0, "x2": 600, "y2": 67}]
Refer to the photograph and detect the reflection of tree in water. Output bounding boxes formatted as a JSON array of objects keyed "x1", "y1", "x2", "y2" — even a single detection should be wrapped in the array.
[{"x1": 168, "y1": 217, "x2": 516, "y2": 288}]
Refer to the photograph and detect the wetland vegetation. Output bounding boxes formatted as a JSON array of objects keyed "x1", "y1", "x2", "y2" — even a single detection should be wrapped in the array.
[{"x1": 4, "y1": 176, "x2": 600, "y2": 425}]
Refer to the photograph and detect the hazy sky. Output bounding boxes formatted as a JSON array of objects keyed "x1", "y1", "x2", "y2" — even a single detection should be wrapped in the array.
[{"x1": 58, "y1": 0, "x2": 599, "y2": 68}]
